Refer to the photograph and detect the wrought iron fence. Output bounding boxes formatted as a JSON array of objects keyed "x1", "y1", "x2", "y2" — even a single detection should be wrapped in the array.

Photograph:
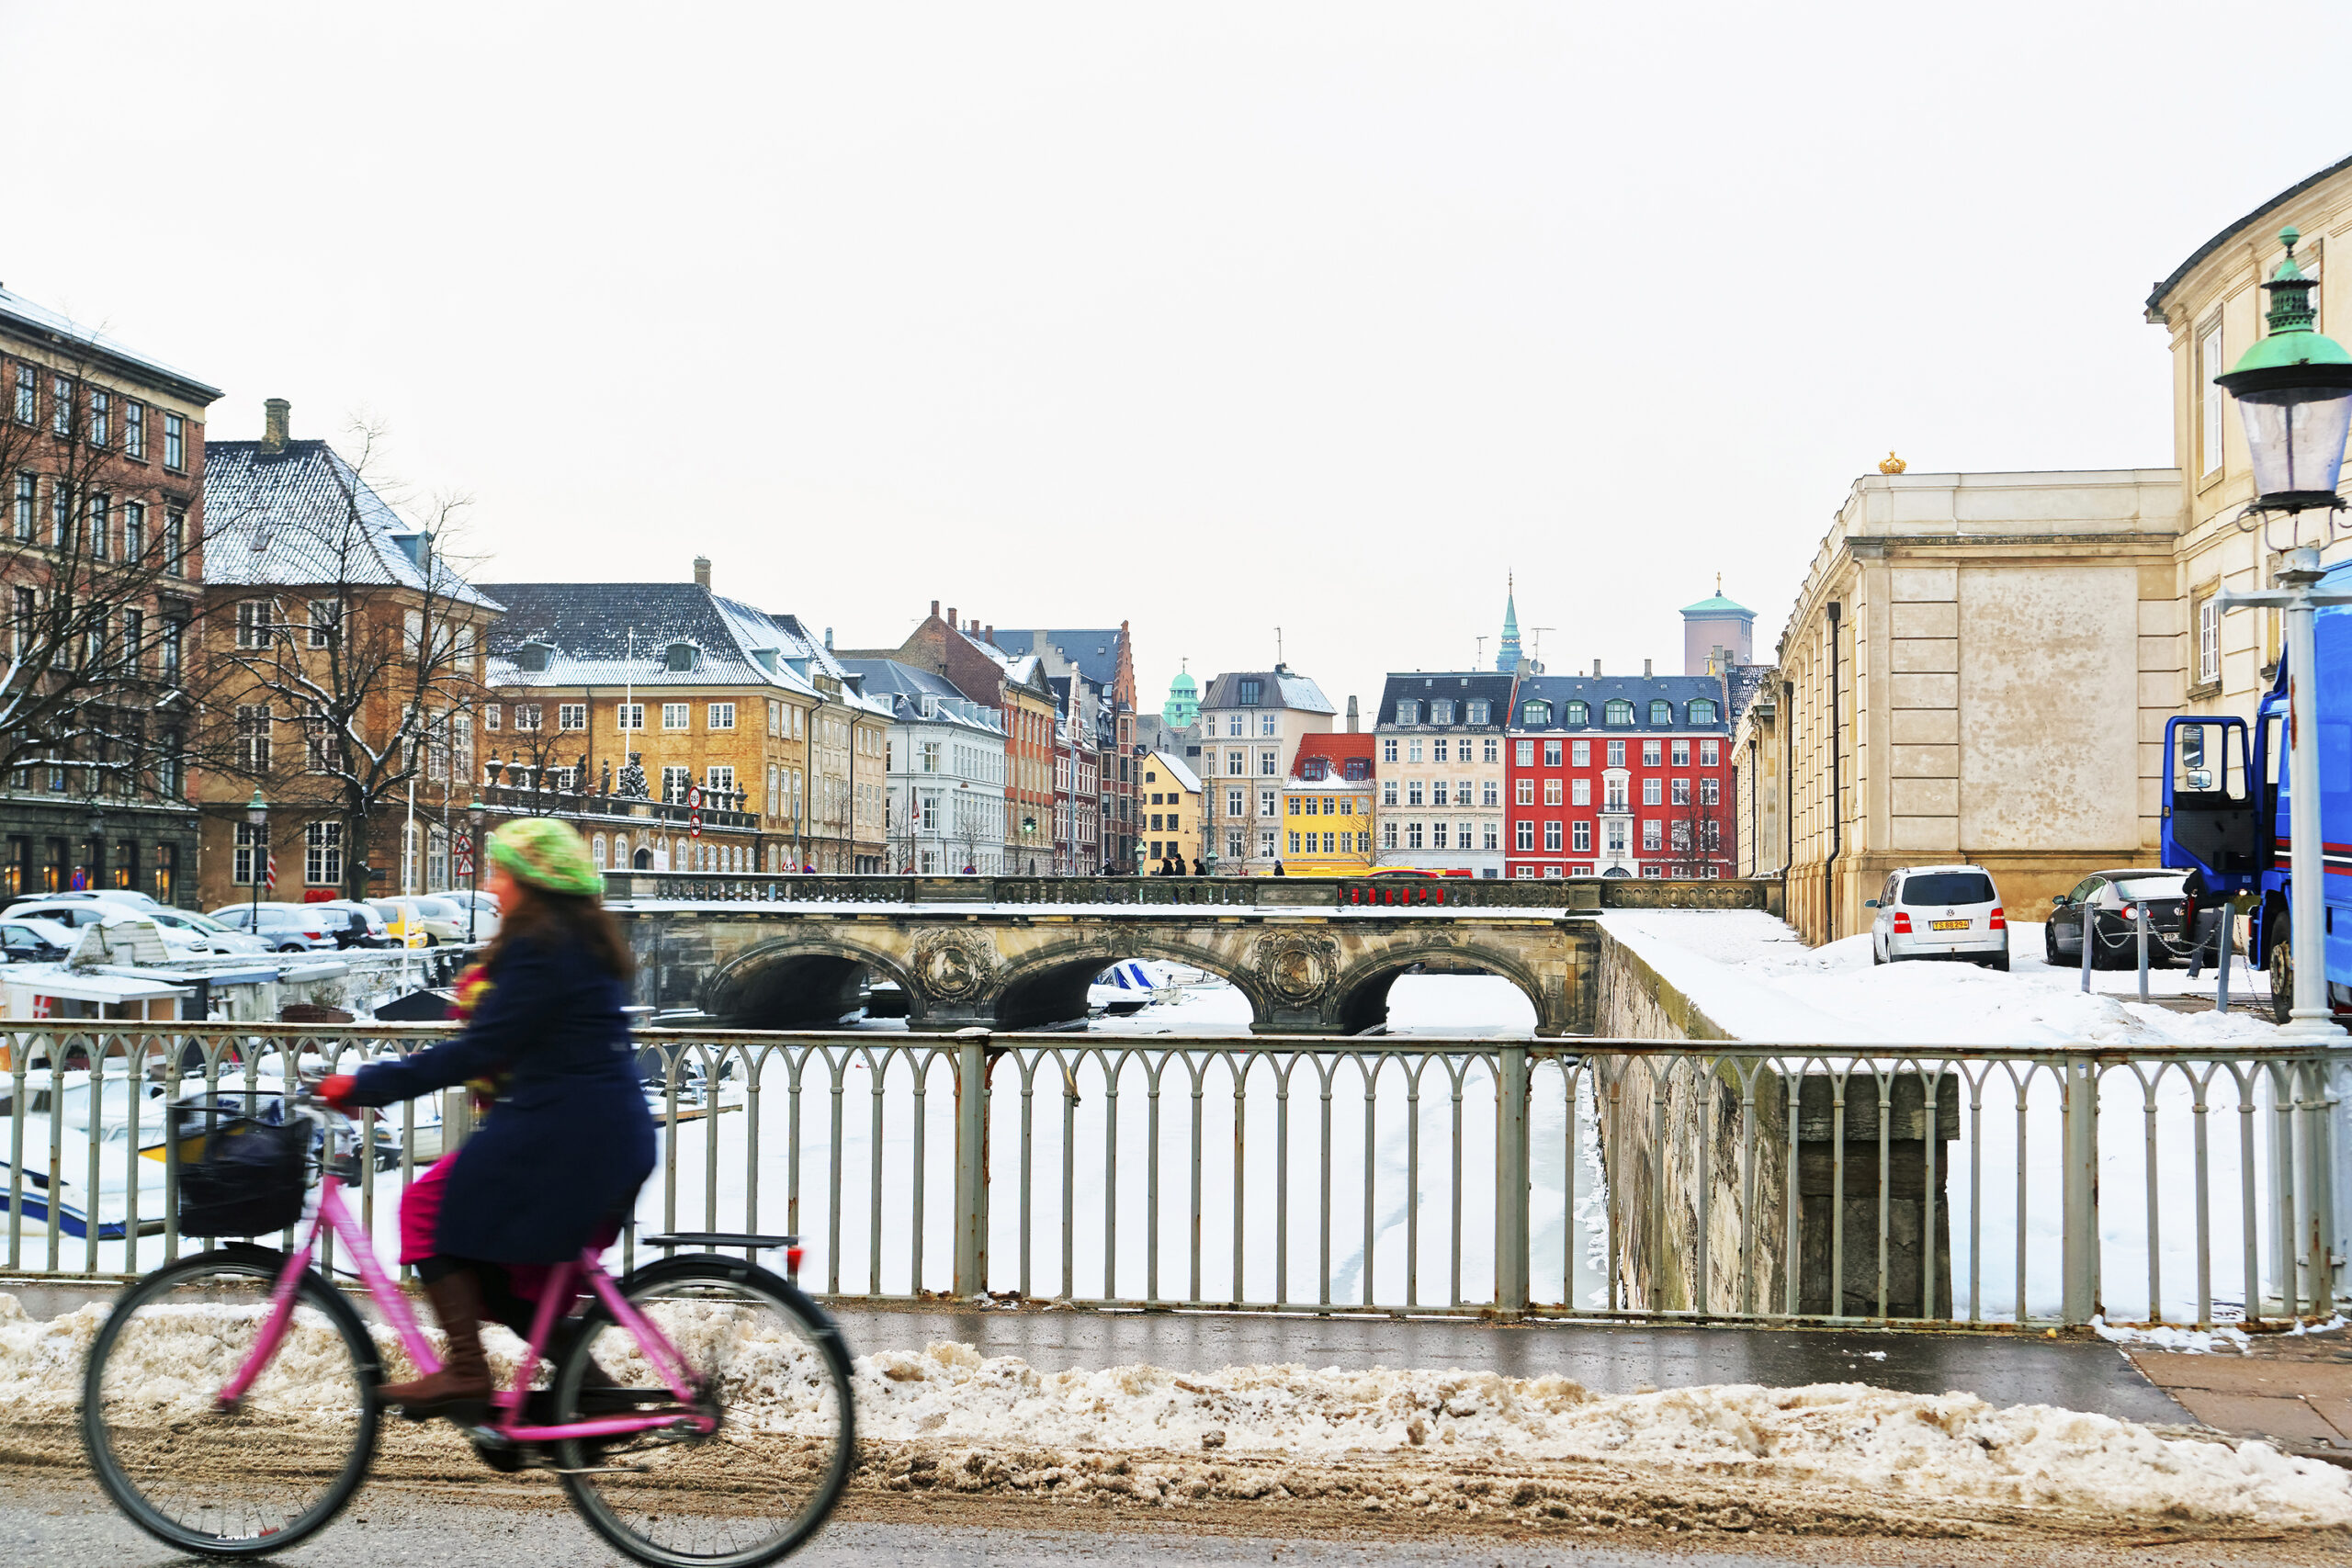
[{"x1": 0, "y1": 1022, "x2": 2341, "y2": 1330}]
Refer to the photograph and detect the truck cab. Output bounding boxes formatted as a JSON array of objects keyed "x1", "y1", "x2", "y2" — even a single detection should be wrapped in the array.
[{"x1": 2161, "y1": 556, "x2": 2352, "y2": 1021}]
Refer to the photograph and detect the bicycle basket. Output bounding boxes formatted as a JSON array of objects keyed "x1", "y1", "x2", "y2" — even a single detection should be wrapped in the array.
[{"x1": 171, "y1": 1093, "x2": 312, "y2": 1237}]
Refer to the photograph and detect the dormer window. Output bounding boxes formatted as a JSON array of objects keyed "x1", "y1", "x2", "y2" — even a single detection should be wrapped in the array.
[
  {"x1": 1342, "y1": 758, "x2": 1370, "y2": 781},
  {"x1": 1521, "y1": 699, "x2": 1550, "y2": 726},
  {"x1": 1605, "y1": 699, "x2": 1634, "y2": 726},
  {"x1": 1564, "y1": 700, "x2": 1589, "y2": 726},
  {"x1": 515, "y1": 640, "x2": 552, "y2": 673},
  {"x1": 1300, "y1": 756, "x2": 1329, "y2": 782},
  {"x1": 1689, "y1": 698, "x2": 1718, "y2": 724},
  {"x1": 1238, "y1": 678, "x2": 1262, "y2": 705},
  {"x1": 664, "y1": 641, "x2": 698, "y2": 672},
  {"x1": 1649, "y1": 699, "x2": 1673, "y2": 726}
]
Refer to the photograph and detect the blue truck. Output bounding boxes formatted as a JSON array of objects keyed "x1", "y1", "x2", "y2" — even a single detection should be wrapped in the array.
[{"x1": 2160, "y1": 555, "x2": 2351, "y2": 1023}]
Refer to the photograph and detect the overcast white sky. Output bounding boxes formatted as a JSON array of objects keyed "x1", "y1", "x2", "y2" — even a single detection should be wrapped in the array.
[{"x1": 6, "y1": 4, "x2": 2349, "y2": 715}]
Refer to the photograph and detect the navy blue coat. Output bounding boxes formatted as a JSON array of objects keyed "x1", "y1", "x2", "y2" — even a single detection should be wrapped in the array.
[{"x1": 349, "y1": 932, "x2": 654, "y2": 1265}]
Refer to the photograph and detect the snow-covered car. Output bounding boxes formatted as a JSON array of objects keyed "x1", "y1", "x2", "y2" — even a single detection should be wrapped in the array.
[
  {"x1": 314, "y1": 899, "x2": 393, "y2": 949},
  {"x1": 1866, "y1": 864, "x2": 2008, "y2": 971},
  {"x1": 6, "y1": 888, "x2": 162, "y2": 915},
  {"x1": 2045, "y1": 870, "x2": 2194, "y2": 971},
  {"x1": 0, "y1": 917, "x2": 74, "y2": 962},
  {"x1": 205, "y1": 902, "x2": 339, "y2": 952},
  {"x1": 427, "y1": 888, "x2": 501, "y2": 942},
  {"x1": 128, "y1": 908, "x2": 270, "y2": 956}
]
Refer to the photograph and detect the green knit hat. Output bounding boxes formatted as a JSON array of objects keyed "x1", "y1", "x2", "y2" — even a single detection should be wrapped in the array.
[{"x1": 487, "y1": 817, "x2": 604, "y2": 898}]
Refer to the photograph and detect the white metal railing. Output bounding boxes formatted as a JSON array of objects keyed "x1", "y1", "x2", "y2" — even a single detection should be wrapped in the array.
[{"x1": 0, "y1": 1023, "x2": 2342, "y2": 1330}]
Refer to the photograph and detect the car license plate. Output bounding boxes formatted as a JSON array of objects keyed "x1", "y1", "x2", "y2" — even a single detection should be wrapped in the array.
[{"x1": 1931, "y1": 919, "x2": 1969, "y2": 931}]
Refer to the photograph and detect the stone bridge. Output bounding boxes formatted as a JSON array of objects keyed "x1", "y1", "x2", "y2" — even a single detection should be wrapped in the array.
[{"x1": 615, "y1": 904, "x2": 1597, "y2": 1034}]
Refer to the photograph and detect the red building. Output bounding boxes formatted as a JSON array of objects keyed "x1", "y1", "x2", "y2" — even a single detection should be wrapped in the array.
[{"x1": 1502, "y1": 674, "x2": 1733, "y2": 879}]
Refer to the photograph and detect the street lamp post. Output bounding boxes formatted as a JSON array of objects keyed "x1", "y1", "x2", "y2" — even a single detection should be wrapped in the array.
[
  {"x1": 244, "y1": 787, "x2": 268, "y2": 931},
  {"x1": 466, "y1": 794, "x2": 484, "y2": 944},
  {"x1": 2211, "y1": 227, "x2": 2352, "y2": 1041}
]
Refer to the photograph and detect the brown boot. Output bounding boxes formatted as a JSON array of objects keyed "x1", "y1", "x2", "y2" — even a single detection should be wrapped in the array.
[{"x1": 379, "y1": 1269, "x2": 493, "y2": 1416}]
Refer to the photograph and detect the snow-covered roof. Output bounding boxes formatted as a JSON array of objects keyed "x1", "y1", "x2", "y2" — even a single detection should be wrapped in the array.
[
  {"x1": 1142, "y1": 750, "x2": 1200, "y2": 793},
  {"x1": 993, "y1": 627, "x2": 1126, "y2": 693},
  {"x1": 205, "y1": 441, "x2": 503, "y2": 610},
  {"x1": 478, "y1": 581, "x2": 827, "y2": 699},
  {"x1": 1199, "y1": 669, "x2": 1336, "y2": 715},
  {"x1": 0, "y1": 287, "x2": 221, "y2": 403},
  {"x1": 838, "y1": 659, "x2": 1001, "y2": 732}
]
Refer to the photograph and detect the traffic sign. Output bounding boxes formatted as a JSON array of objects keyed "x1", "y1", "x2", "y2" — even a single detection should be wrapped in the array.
[
  {"x1": 688, "y1": 784, "x2": 703, "y2": 809},
  {"x1": 454, "y1": 832, "x2": 474, "y2": 876}
]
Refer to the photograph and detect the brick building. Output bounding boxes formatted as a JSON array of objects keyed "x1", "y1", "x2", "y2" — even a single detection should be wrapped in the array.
[
  {"x1": 1503, "y1": 671, "x2": 1733, "y2": 879},
  {"x1": 995, "y1": 626, "x2": 1141, "y2": 871},
  {"x1": 0, "y1": 287, "x2": 218, "y2": 906}
]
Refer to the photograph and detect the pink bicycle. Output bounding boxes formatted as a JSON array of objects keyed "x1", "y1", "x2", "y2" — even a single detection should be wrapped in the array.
[{"x1": 79, "y1": 1089, "x2": 856, "y2": 1565}]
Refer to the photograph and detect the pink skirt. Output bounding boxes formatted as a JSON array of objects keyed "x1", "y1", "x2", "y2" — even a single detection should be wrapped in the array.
[{"x1": 398, "y1": 1152, "x2": 618, "y2": 1312}]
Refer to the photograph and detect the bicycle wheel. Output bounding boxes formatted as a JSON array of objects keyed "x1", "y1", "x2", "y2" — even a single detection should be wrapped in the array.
[
  {"x1": 553, "y1": 1255, "x2": 855, "y2": 1568},
  {"x1": 82, "y1": 1247, "x2": 381, "y2": 1558}
]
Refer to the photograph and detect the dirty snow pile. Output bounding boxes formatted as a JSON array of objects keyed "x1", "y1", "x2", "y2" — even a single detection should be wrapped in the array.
[
  {"x1": 1600, "y1": 909, "x2": 2280, "y2": 1047},
  {"x1": 831, "y1": 1341, "x2": 2351, "y2": 1525}
]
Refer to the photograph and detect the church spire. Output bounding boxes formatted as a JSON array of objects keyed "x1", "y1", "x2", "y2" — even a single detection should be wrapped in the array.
[{"x1": 1496, "y1": 574, "x2": 1522, "y2": 673}]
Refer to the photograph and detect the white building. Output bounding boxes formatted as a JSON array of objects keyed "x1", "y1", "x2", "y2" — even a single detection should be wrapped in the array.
[{"x1": 841, "y1": 659, "x2": 1007, "y2": 874}]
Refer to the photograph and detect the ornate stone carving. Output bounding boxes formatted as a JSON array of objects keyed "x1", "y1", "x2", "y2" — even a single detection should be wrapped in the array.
[
  {"x1": 910, "y1": 928, "x2": 1001, "y2": 1001},
  {"x1": 1253, "y1": 931, "x2": 1338, "y2": 1003}
]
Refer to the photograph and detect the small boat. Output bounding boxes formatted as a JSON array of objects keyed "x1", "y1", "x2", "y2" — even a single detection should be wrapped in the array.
[
  {"x1": 0, "y1": 1071, "x2": 169, "y2": 1238},
  {"x1": 1088, "y1": 960, "x2": 1161, "y2": 1016}
]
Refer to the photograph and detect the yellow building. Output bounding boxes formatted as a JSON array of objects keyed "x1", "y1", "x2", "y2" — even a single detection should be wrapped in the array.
[
  {"x1": 1279, "y1": 733, "x2": 1377, "y2": 874},
  {"x1": 1136, "y1": 750, "x2": 1200, "y2": 869}
]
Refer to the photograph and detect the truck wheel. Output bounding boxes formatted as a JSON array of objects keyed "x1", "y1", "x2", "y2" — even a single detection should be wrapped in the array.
[{"x1": 2268, "y1": 914, "x2": 2294, "y2": 1025}]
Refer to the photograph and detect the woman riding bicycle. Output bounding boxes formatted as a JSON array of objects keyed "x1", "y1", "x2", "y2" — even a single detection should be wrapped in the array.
[{"x1": 322, "y1": 818, "x2": 654, "y2": 1415}]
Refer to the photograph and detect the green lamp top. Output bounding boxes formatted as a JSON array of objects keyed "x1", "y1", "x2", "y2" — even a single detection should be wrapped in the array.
[{"x1": 2228, "y1": 227, "x2": 2352, "y2": 375}]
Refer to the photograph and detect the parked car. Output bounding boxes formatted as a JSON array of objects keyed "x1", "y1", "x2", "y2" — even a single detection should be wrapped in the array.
[
  {"x1": 4, "y1": 898, "x2": 120, "y2": 931},
  {"x1": 314, "y1": 899, "x2": 393, "y2": 949},
  {"x1": 141, "y1": 908, "x2": 272, "y2": 956},
  {"x1": 428, "y1": 888, "x2": 502, "y2": 942},
  {"x1": 2045, "y1": 870, "x2": 2193, "y2": 971},
  {"x1": 0, "y1": 918, "x2": 74, "y2": 962},
  {"x1": 1866, "y1": 864, "x2": 2009, "y2": 970},
  {"x1": 366, "y1": 897, "x2": 468, "y2": 947},
  {"x1": 205, "y1": 902, "x2": 340, "y2": 953},
  {"x1": 7, "y1": 888, "x2": 161, "y2": 913}
]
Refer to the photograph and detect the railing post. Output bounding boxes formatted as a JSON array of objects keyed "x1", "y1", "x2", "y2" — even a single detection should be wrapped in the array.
[
  {"x1": 1495, "y1": 1042, "x2": 1531, "y2": 1316},
  {"x1": 953, "y1": 1027, "x2": 991, "y2": 1300},
  {"x1": 2062, "y1": 1055, "x2": 2100, "y2": 1325}
]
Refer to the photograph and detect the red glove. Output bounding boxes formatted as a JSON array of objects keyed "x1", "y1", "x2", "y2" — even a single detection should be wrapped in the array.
[{"x1": 317, "y1": 1074, "x2": 359, "y2": 1111}]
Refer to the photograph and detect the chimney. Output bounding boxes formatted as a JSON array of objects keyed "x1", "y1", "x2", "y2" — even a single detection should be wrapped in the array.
[
  {"x1": 930, "y1": 600, "x2": 941, "y2": 620},
  {"x1": 1644, "y1": 659, "x2": 1653, "y2": 676},
  {"x1": 261, "y1": 398, "x2": 290, "y2": 455},
  {"x1": 984, "y1": 625, "x2": 993, "y2": 644},
  {"x1": 693, "y1": 556, "x2": 711, "y2": 591},
  {"x1": 1592, "y1": 659, "x2": 1601, "y2": 677},
  {"x1": 824, "y1": 626, "x2": 834, "y2": 649},
  {"x1": 947, "y1": 607, "x2": 958, "y2": 632},
  {"x1": 1345, "y1": 694, "x2": 1359, "y2": 733}
]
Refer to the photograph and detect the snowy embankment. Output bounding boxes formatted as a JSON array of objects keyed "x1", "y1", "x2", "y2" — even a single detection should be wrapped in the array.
[
  {"x1": 1599, "y1": 909, "x2": 2280, "y2": 1047},
  {"x1": 6, "y1": 1293, "x2": 2343, "y2": 1529}
]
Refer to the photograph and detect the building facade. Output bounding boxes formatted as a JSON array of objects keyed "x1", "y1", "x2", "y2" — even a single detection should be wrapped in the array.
[
  {"x1": 998, "y1": 626, "x2": 1140, "y2": 872},
  {"x1": 1281, "y1": 732, "x2": 1375, "y2": 873},
  {"x1": 1372, "y1": 671, "x2": 1514, "y2": 876},
  {"x1": 1195, "y1": 667, "x2": 1335, "y2": 874},
  {"x1": 0, "y1": 288, "x2": 219, "y2": 907},
  {"x1": 1503, "y1": 674, "x2": 1733, "y2": 879},
  {"x1": 199, "y1": 407, "x2": 500, "y2": 908},
  {"x1": 1774, "y1": 468, "x2": 2183, "y2": 943},
  {"x1": 1731, "y1": 674, "x2": 1784, "y2": 879},
  {"x1": 842, "y1": 658, "x2": 1006, "y2": 874},
  {"x1": 1137, "y1": 750, "x2": 1200, "y2": 869}
]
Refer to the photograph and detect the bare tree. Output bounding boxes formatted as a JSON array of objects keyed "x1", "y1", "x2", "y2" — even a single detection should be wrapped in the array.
[
  {"x1": 1669, "y1": 774, "x2": 1727, "y2": 878},
  {"x1": 187, "y1": 423, "x2": 490, "y2": 899},
  {"x1": 0, "y1": 339, "x2": 216, "y2": 812}
]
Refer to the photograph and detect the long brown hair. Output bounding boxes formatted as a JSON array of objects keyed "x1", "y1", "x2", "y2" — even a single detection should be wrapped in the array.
[{"x1": 483, "y1": 881, "x2": 634, "y2": 982}]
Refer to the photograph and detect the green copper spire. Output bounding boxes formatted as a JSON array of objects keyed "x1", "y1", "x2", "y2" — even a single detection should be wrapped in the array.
[
  {"x1": 1163, "y1": 659, "x2": 1200, "y2": 728},
  {"x1": 1496, "y1": 575, "x2": 1522, "y2": 672}
]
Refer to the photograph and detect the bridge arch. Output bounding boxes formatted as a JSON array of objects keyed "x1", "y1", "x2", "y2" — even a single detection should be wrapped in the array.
[
  {"x1": 1329, "y1": 943, "x2": 1555, "y2": 1036},
  {"x1": 705, "y1": 933, "x2": 923, "y2": 1029},
  {"x1": 990, "y1": 936, "x2": 1268, "y2": 1032}
]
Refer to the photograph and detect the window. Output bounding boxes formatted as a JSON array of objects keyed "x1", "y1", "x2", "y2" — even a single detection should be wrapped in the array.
[
  {"x1": 51, "y1": 376, "x2": 70, "y2": 436},
  {"x1": 1606, "y1": 819, "x2": 1628, "y2": 854},
  {"x1": 88, "y1": 389, "x2": 107, "y2": 447},
  {"x1": 1482, "y1": 822, "x2": 1498, "y2": 851},
  {"x1": 1395, "y1": 699, "x2": 1419, "y2": 724},
  {"x1": 708, "y1": 702, "x2": 735, "y2": 729},
  {"x1": 1482, "y1": 779, "x2": 1498, "y2": 807},
  {"x1": 1408, "y1": 739, "x2": 1422, "y2": 762},
  {"x1": 2196, "y1": 593, "x2": 2221, "y2": 685},
  {"x1": 1513, "y1": 819, "x2": 1534, "y2": 852},
  {"x1": 1671, "y1": 739, "x2": 1690, "y2": 767},
  {"x1": 514, "y1": 703, "x2": 543, "y2": 730},
  {"x1": 1521, "y1": 700, "x2": 1549, "y2": 725},
  {"x1": 233, "y1": 822, "x2": 264, "y2": 886},
  {"x1": 1227, "y1": 749, "x2": 1244, "y2": 775},
  {"x1": 124, "y1": 401, "x2": 143, "y2": 459},
  {"x1": 1702, "y1": 821, "x2": 1721, "y2": 851},
  {"x1": 1643, "y1": 819, "x2": 1661, "y2": 851},
  {"x1": 1700, "y1": 739, "x2": 1718, "y2": 766},
  {"x1": 235, "y1": 600, "x2": 271, "y2": 648},
  {"x1": 1514, "y1": 739, "x2": 1532, "y2": 766},
  {"x1": 1258, "y1": 829, "x2": 1276, "y2": 858},
  {"x1": 1383, "y1": 779, "x2": 1399, "y2": 807},
  {"x1": 122, "y1": 500, "x2": 143, "y2": 560},
  {"x1": 617, "y1": 704, "x2": 643, "y2": 730},
  {"x1": 1259, "y1": 789, "x2": 1275, "y2": 817},
  {"x1": 1483, "y1": 737, "x2": 1498, "y2": 763},
  {"x1": 1564, "y1": 700, "x2": 1588, "y2": 726},
  {"x1": 1671, "y1": 777, "x2": 1690, "y2": 806},
  {"x1": 1432, "y1": 738, "x2": 1448, "y2": 763},
  {"x1": 1407, "y1": 779, "x2": 1424, "y2": 807},
  {"x1": 161, "y1": 619, "x2": 182, "y2": 682},
  {"x1": 1343, "y1": 757, "x2": 1370, "y2": 781},
  {"x1": 1466, "y1": 700, "x2": 1488, "y2": 725},
  {"x1": 1647, "y1": 699, "x2": 1670, "y2": 725},
  {"x1": 483, "y1": 703, "x2": 501, "y2": 732},
  {"x1": 1604, "y1": 776, "x2": 1627, "y2": 809},
  {"x1": 2199, "y1": 321, "x2": 2226, "y2": 476},
  {"x1": 1642, "y1": 739, "x2": 1661, "y2": 767},
  {"x1": 10, "y1": 365, "x2": 30, "y2": 423},
  {"x1": 1543, "y1": 778, "x2": 1562, "y2": 806},
  {"x1": 164, "y1": 412, "x2": 185, "y2": 470},
  {"x1": 1259, "y1": 749, "x2": 1276, "y2": 775},
  {"x1": 556, "y1": 702, "x2": 583, "y2": 730},
  {"x1": 1607, "y1": 739, "x2": 1626, "y2": 768},
  {"x1": 1381, "y1": 738, "x2": 1398, "y2": 763},
  {"x1": 664, "y1": 642, "x2": 697, "y2": 672},
  {"x1": 661, "y1": 765, "x2": 692, "y2": 803},
  {"x1": 305, "y1": 821, "x2": 343, "y2": 885},
  {"x1": 1572, "y1": 778, "x2": 1590, "y2": 806},
  {"x1": 662, "y1": 703, "x2": 689, "y2": 730},
  {"x1": 1406, "y1": 821, "x2": 1424, "y2": 850},
  {"x1": 1227, "y1": 787, "x2": 1243, "y2": 817},
  {"x1": 1605, "y1": 699, "x2": 1633, "y2": 726},
  {"x1": 1544, "y1": 820, "x2": 1562, "y2": 852},
  {"x1": 306, "y1": 598, "x2": 339, "y2": 648},
  {"x1": 165, "y1": 508, "x2": 186, "y2": 572},
  {"x1": 1513, "y1": 865, "x2": 1534, "y2": 880},
  {"x1": 1260, "y1": 713, "x2": 1277, "y2": 736},
  {"x1": 236, "y1": 704, "x2": 271, "y2": 772},
  {"x1": 1572, "y1": 820, "x2": 1591, "y2": 852},
  {"x1": 1385, "y1": 820, "x2": 1400, "y2": 849},
  {"x1": 51, "y1": 484, "x2": 68, "y2": 547},
  {"x1": 1515, "y1": 778, "x2": 1533, "y2": 806},
  {"x1": 1689, "y1": 699, "x2": 1717, "y2": 725},
  {"x1": 10, "y1": 473, "x2": 29, "y2": 539},
  {"x1": 1431, "y1": 779, "x2": 1448, "y2": 807},
  {"x1": 302, "y1": 704, "x2": 331, "y2": 771},
  {"x1": 1225, "y1": 716, "x2": 1241, "y2": 737},
  {"x1": 85, "y1": 493, "x2": 107, "y2": 558},
  {"x1": 1287, "y1": 830, "x2": 1301, "y2": 854},
  {"x1": 1543, "y1": 739, "x2": 1562, "y2": 767},
  {"x1": 1643, "y1": 777, "x2": 1661, "y2": 806},
  {"x1": 1431, "y1": 822, "x2": 1449, "y2": 850},
  {"x1": 1430, "y1": 700, "x2": 1453, "y2": 725},
  {"x1": 10, "y1": 586, "x2": 32, "y2": 656},
  {"x1": 706, "y1": 765, "x2": 736, "y2": 796}
]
